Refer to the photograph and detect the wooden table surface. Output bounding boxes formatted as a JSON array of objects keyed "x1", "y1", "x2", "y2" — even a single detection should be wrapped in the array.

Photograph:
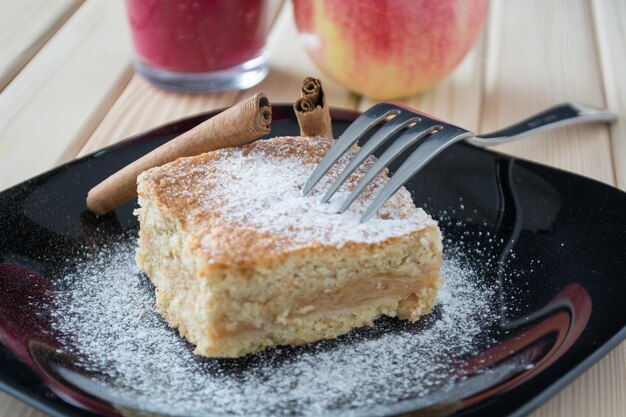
[{"x1": 1, "y1": 0, "x2": 624, "y2": 416}]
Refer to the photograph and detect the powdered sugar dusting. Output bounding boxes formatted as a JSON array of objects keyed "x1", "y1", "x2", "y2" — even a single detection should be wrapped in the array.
[
  {"x1": 140, "y1": 136, "x2": 436, "y2": 258},
  {"x1": 51, "y1": 235, "x2": 497, "y2": 417}
]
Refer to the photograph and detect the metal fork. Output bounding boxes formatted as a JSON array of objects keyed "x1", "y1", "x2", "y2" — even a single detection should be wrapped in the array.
[{"x1": 302, "y1": 102, "x2": 616, "y2": 222}]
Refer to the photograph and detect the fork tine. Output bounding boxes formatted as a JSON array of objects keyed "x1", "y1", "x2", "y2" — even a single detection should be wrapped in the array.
[
  {"x1": 337, "y1": 121, "x2": 442, "y2": 214},
  {"x1": 360, "y1": 128, "x2": 473, "y2": 223},
  {"x1": 320, "y1": 112, "x2": 419, "y2": 204},
  {"x1": 302, "y1": 103, "x2": 399, "y2": 196}
]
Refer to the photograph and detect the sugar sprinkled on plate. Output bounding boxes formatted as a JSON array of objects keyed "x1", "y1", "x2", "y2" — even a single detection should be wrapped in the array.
[{"x1": 51, "y1": 235, "x2": 497, "y2": 417}]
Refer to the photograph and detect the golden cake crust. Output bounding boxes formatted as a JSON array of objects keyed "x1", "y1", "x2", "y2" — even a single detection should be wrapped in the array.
[{"x1": 137, "y1": 136, "x2": 438, "y2": 271}]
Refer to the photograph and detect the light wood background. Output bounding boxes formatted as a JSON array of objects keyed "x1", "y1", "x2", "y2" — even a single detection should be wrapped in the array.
[{"x1": 0, "y1": 0, "x2": 624, "y2": 416}]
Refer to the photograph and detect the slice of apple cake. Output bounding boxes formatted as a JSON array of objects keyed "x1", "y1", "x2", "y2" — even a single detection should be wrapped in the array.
[{"x1": 135, "y1": 136, "x2": 442, "y2": 358}]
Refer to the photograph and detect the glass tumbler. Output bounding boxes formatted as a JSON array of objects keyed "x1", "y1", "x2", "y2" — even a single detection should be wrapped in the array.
[{"x1": 125, "y1": 0, "x2": 269, "y2": 92}]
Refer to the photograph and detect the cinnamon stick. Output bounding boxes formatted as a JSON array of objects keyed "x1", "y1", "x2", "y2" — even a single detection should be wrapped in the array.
[
  {"x1": 294, "y1": 77, "x2": 333, "y2": 139},
  {"x1": 86, "y1": 92, "x2": 272, "y2": 215}
]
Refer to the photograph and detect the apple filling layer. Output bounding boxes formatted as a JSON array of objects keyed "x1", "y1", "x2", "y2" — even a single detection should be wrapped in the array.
[
  {"x1": 297, "y1": 271, "x2": 438, "y2": 319},
  {"x1": 212, "y1": 270, "x2": 441, "y2": 339}
]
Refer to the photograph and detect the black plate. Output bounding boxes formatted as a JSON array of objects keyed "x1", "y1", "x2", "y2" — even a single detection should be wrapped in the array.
[{"x1": 0, "y1": 105, "x2": 625, "y2": 417}]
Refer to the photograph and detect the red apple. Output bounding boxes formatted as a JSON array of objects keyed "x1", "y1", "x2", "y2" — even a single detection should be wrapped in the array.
[{"x1": 293, "y1": 0, "x2": 487, "y2": 99}]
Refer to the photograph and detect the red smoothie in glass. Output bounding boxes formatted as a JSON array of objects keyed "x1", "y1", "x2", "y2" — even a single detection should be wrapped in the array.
[{"x1": 126, "y1": 0, "x2": 268, "y2": 73}]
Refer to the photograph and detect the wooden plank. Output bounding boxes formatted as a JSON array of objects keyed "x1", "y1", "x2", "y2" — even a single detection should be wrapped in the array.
[
  {"x1": 247, "y1": 0, "x2": 358, "y2": 108},
  {"x1": 79, "y1": 76, "x2": 238, "y2": 156},
  {"x1": 481, "y1": 0, "x2": 614, "y2": 186},
  {"x1": 0, "y1": 393, "x2": 46, "y2": 417},
  {"x1": 266, "y1": 0, "x2": 288, "y2": 29},
  {"x1": 0, "y1": 0, "x2": 82, "y2": 91},
  {"x1": 358, "y1": 30, "x2": 486, "y2": 132},
  {"x1": 0, "y1": 0, "x2": 133, "y2": 191},
  {"x1": 532, "y1": 344, "x2": 626, "y2": 417},
  {"x1": 80, "y1": 0, "x2": 286, "y2": 157},
  {"x1": 591, "y1": 0, "x2": 626, "y2": 189}
]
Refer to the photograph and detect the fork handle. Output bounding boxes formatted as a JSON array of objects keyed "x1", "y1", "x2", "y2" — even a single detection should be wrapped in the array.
[{"x1": 468, "y1": 102, "x2": 617, "y2": 147}]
